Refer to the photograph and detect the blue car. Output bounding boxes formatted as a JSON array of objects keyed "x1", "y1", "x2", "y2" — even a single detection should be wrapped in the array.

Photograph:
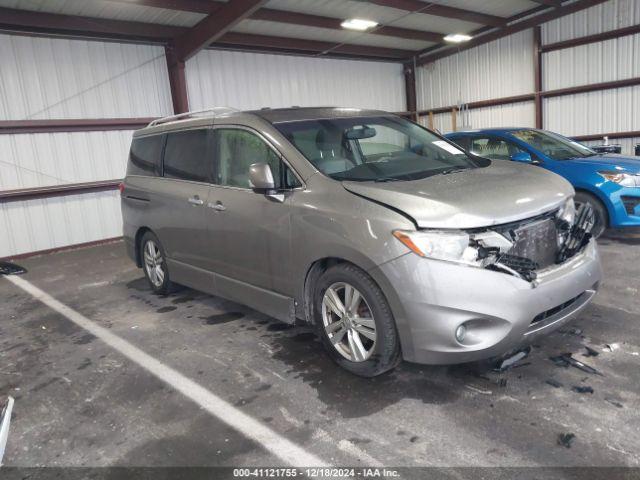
[{"x1": 445, "y1": 128, "x2": 640, "y2": 237}]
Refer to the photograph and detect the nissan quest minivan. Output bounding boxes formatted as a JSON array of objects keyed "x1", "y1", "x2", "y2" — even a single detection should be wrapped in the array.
[{"x1": 121, "y1": 107, "x2": 602, "y2": 377}]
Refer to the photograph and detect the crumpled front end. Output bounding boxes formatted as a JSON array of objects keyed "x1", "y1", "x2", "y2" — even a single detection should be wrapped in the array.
[{"x1": 375, "y1": 201, "x2": 602, "y2": 365}]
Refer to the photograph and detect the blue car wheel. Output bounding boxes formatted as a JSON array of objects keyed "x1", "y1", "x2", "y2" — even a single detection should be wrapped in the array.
[{"x1": 574, "y1": 191, "x2": 608, "y2": 238}]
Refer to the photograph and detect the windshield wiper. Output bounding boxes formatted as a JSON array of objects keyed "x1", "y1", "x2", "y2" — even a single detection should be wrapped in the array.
[
  {"x1": 374, "y1": 177, "x2": 401, "y2": 182},
  {"x1": 439, "y1": 167, "x2": 469, "y2": 175}
]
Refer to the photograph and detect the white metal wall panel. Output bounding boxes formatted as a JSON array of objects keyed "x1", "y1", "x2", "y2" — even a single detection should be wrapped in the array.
[
  {"x1": 543, "y1": 85, "x2": 640, "y2": 137},
  {"x1": 0, "y1": 191, "x2": 122, "y2": 258},
  {"x1": 418, "y1": 112, "x2": 452, "y2": 134},
  {"x1": 0, "y1": 33, "x2": 170, "y2": 258},
  {"x1": 416, "y1": 29, "x2": 535, "y2": 110},
  {"x1": 0, "y1": 34, "x2": 173, "y2": 120},
  {"x1": 186, "y1": 49, "x2": 406, "y2": 112},
  {"x1": 543, "y1": 33, "x2": 640, "y2": 90},
  {"x1": 542, "y1": 0, "x2": 640, "y2": 44},
  {"x1": 0, "y1": 131, "x2": 132, "y2": 190},
  {"x1": 417, "y1": 102, "x2": 535, "y2": 134},
  {"x1": 582, "y1": 137, "x2": 640, "y2": 156}
]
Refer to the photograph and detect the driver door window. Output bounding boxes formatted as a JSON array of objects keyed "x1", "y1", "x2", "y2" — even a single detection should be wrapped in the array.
[
  {"x1": 469, "y1": 136, "x2": 525, "y2": 161},
  {"x1": 214, "y1": 129, "x2": 286, "y2": 188}
]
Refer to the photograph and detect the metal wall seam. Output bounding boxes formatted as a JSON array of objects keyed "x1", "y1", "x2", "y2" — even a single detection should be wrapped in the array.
[{"x1": 185, "y1": 49, "x2": 406, "y2": 112}]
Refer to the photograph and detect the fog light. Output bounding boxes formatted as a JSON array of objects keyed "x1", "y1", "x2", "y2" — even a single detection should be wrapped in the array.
[{"x1": 455, "y1": 324, "x2": 467, "y2": 343}]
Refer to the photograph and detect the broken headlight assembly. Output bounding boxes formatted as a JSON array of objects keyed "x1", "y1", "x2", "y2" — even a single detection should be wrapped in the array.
[
  {"x1": 598, "y1": 171, "x2": 640, "y2": 188},
  {"x1": 392, "y1": 230, "x2": 480, "y2": 265},
  {"x1": 393, "y1": 228, "x2": 537, "y2": 281},
  {"x1": 393, "y1": 197, "x2": 592, "y2": 284}
]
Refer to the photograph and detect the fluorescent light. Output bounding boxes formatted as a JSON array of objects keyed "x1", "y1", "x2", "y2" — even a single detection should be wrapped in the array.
[
  {"x1": 341, "y1": 18, "x2": 379, "y2": 31},
  {"x1": 443, "y1": 33, "x2": 473, "y2": 43}
]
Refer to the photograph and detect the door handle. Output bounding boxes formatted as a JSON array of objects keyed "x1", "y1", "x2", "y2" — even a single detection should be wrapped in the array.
[
  {"x1": 188, "y1": 196, "x2": 204, "y2": 206},
  {"x1": 208, "y1": 201, "x2": 226, "y2": 212}
]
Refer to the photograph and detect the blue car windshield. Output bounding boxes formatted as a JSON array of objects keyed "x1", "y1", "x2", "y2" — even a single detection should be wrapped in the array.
[
  {"x1": 275, "y1": 116, "x2": 478, "y2": 182},
  {"x1": 511, "y1": 129, "x2": 598, "y2": 160}
]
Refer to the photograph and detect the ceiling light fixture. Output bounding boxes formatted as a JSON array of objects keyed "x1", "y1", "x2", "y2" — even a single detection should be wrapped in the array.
[
  {"x1": 341, "y1": 18, "x2": 379, "y2": 31},
  {"x1": 443, "y1": 33, "x2": 473, "y2": 43}
]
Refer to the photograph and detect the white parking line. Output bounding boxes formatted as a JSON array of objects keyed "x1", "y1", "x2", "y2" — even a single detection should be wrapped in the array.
[{"x1": 6, "y1": 276, "x2": 327, "y2": 467}]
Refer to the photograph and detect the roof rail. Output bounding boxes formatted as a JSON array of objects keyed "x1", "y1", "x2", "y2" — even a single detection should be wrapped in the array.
[{"x1": 148, "y1": 107, "x2": 239, "y2": 127}]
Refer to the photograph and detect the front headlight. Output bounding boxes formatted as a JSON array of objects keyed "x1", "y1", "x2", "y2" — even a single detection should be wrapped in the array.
[
  {"x1": 557, "y1": 197, "x2": 576, "y2": 225},
  {"x1": 392, "y1": 230, "x2": 480, "y2": 265},
  {"x1": 598, "y1": 171, "x2": 640, "y2": 187}
]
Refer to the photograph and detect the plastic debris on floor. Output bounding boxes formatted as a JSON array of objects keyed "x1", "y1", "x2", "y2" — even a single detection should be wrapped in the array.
[
  {"x1": 0, "y1": 262, "x2": 27, "y2": 276},
  {"x1": 549, "y1": 353, "x2": 602, "y2": 375},
  {"x1": 495, "y1": 346, "x2": 532, "y2": 372},
  {"x1": 557, "y1": 433, "x2": 576, "y2": 448}
]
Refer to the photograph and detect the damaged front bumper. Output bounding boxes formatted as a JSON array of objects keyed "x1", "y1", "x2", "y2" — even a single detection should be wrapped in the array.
[{"x1": 374, "y1": 239, "x2": 601, "y2": 365}]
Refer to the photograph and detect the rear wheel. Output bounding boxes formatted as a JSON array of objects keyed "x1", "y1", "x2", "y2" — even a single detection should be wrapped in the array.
[
  {"x1": 314, "y1": 264, "x2": 400, "y2": 377},
  {"x1": 574, "y1": 191, "x2": 608, "y2": 238},
  {"x1": 140, "y1": 231, "x2": 174, "y2": 295}
]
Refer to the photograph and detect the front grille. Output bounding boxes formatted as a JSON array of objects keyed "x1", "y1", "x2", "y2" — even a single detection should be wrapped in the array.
[
  {"x1": 621, "y1": 196, "x2": 640, "y2": 216},
  {"x1": 508, "y1": 218, "x2": 558, "y2": 269},
  {"x1": 530, "y1": 292, "x2": 585, "y2": 326}
]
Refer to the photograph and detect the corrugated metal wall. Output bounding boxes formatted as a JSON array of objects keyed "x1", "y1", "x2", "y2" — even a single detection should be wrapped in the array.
[
  {"x1": 418, "y1": 102, "x2": 536, "y2": 133},
  {"x1": 416, "y1": 29, "x2": 535, "y2": 111},
  {"x1": 186, "y1": 49, "x2": 406, "y2": 112},
  {"x1": 416, "y1": 0, "x2": 639, "y2": 154},
  {"x1": 541, "y1": 1, "x2": 640, "y2": 148},
  {"x1": 542, "y1": 0, "x2": 640, "y2": 44},
  {"x1": 0, "y1": 34, "x2": 172, "y2": 120},
  {"x1": 0, "y1": 33, "x2": 173, "y2": 258}
]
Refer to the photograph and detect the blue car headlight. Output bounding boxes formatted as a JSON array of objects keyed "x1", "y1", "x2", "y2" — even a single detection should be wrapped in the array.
[{"x1": 598, "y1": 171, "x2": 640, "y2": 187}]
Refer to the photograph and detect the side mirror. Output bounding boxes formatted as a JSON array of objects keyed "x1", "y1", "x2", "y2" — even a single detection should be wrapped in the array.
[
  {"x1": 511, "y1": 151, "x2": 534, "y2": 164},
  {"x1": 249, "y1": 163, "x2": 275, "y2": 192}
]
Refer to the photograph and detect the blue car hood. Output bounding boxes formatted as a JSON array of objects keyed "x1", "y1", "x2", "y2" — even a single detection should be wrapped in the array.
[{"x1": 568, "y1": 154, "x2": 640, "y2": 173}]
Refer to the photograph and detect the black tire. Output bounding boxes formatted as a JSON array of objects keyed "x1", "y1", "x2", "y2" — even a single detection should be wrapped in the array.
[
  {"x1": 313, "y1": 263, "x2": 401, "y2": 377},
  {"x1": 574, "y1": 191, "x2": 608, "y2": 238},
  {"x1": 140, "y1": 231, "x2": 175, "y2": 295}
]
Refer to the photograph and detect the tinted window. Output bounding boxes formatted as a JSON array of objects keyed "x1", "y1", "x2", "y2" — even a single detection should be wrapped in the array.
[
  {"x1": 163, "y1": 129, "x2": 211, "y2": 182},
  {"x1": 127, "y1": 135, "x2": 163, "y2": 176},
  {"x1": 449, "y1": 136, "x2": 470, "y2": 150},
  {"x1": 469, "y1": 136, "x2": 526, "y2": 161},
  {"x1": 276, "y1": 116, "x2": 477, "y2": 182},
  {"x1": 511, "y1": 129, "x2": 597, "y2": 160},
  {"x1": 214, "y1": 129, "x2": 299, "y2": 189}
]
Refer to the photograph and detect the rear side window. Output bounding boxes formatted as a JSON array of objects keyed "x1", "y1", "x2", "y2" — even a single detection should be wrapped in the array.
[
  {"x1": 163, "y1": 129, "x2": 211, "y2": 183},
  {"x1": 469, "y1": 136, "x2": 526, "y2": 161},
  {"x1": 127, "y1": 135, "x2": 163, "y2": 176}
]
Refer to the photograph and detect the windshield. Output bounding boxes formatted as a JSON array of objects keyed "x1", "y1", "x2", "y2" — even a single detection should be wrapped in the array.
[
  {"x1": 275, "y1": 116, "x2": 478, "y2": 182},
  {"x1": 511, "y1": 129, "x2": 597, "y2": 160}
]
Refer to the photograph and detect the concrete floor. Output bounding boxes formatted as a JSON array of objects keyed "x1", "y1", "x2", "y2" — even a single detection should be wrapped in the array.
[{"x1": 1, "y1": 231, "x2": 639, "y2": 469}]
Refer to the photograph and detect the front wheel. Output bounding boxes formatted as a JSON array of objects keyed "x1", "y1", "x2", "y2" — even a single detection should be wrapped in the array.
[
  {"x1": 140, "y1": 231, "x2": 174, "y2": 295},
  {"x1": 314, "y1": 264, "x2": 400, "y2": 377},
  {"x1": 574, "y1": 192, "x2": 608, "y2": 238}
]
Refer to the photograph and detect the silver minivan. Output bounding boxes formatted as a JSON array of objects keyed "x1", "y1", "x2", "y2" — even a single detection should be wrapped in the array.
[{"x1": 122, "y1": 107, "x2": 602, "y2": 377}]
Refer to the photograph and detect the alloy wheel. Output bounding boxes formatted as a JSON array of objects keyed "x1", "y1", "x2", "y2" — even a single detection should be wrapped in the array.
[
  {"x1": 143, "y1": 240, "x2": 165, "y2": 288},
  {"x1": 321, "y1": 282, "x2": 377, "y2": 362}
]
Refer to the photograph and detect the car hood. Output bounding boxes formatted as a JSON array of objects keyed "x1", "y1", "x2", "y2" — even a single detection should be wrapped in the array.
[
  {"x1": 342, "y1": 162, "x2": 573, "y2": 229},
  {"x1": 567, "y1": 154, "x2": 640, "y2": 172}
]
